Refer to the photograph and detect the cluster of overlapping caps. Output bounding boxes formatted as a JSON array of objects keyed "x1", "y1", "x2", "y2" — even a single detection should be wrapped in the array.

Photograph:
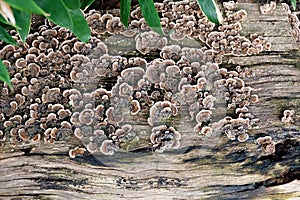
[{"x1": 0, "y1": 0, "x2": 277, "y2": 157}]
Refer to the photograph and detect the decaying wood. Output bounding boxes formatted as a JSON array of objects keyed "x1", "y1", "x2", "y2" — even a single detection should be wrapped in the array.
[{"x1": 0, "y1": 3, "x2": 300, "y2": 199}]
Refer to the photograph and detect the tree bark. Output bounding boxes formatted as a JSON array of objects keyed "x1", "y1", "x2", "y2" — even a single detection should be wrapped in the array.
[{"x1": 0, "y1": 3, "x2": 300, "y2": 200}]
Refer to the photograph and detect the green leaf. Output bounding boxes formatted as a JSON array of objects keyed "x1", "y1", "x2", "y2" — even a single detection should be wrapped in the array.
[
  {"x1": 197, "y1": 0, "x2": 223, "y2": 25},
  {"x1": 63, "y1": 0, "x2": 80, "y2": 10},
  {"x1": 0, "y1": 14, "x2": 18, "y2": 28},
  {"x1": 120, "y1": 0, "x2": 131, "y2": 27},
  {"x1": 34, "y1": 0, "x2": 90, "y2": 43},
  {"x1": 291, "y1": 0, "x2": 296, "y2": 10},
  {"x1": 80, "y1": 0, "x2": 95, "y2": 10},
  {"x1": 138, "y1": 0, "x2": 164, "y2": 35},
  {"x1": 3, "y1": 0, "x2": 48, "y2": 16},
  {"x1": 0, "y1": 59, "x2": 12, "y2": 90},
  {"x1": 68, "y1": 9, "x2": 90, "y2": 42},
  {"x1": 34, "y1": 0, "x2": 73, "y2": 28},
  {"x1": 13, "y1": 8, "x2": 31, "y2": 42},
  {"x1": 0, "y1": 25, "x2": 17, "y2": 45},
  {"x1": 62, "y1": 0, "x2": 90, "y2": 42}
]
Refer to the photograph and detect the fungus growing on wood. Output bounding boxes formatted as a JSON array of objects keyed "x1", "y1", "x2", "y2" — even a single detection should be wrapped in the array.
[
  {"x1": 31, "y1": 134, "x2": 41, "y2": 143},
  {"x1": 42, "y1": 87, "x2": 61, "y2": 103},
  {"x1": 281, "y1": 109, "x2": 295, "y2": 124},
  {"x1": 74, "y1": 128, "x2": 84, "y2": 139},
  {"x1": 219, "y1": 117, "x2": 251, "y2": 142},
  {"x1": 118, "y1": 82, "x2": 133, "y2": 97},
  {"x1": 223, "y1": 1, "x2": 238, "y2": 10},
  {"x1": 106, "y1": 16, "x2": 125, "y2": 34},
  {"x1": 196, "y1": 110, "x2": 212, "y2": 124},
  {"x1": 170, "y1": 15, "x2": 196, "y2": 40},
  {"x1": 160, "y1": 45, "x2": 181, "y2": 61},
  {"x1": 148, "y1": 101, "x2": 178, "y2": 126},
  {"x1": 159, "y1": 65, "x2": 182, "y2": 93},
  {"x1": 87, "y1": 13, "x2": 114, "y2": 35},
  {"x1": 200, "y1": 126, "x2": 213, "y2": 137},
  {"x1": 260, "y1": 1, "x2": 276, "y2": 15},
  {"x1": 79, "y1": 108, "x2": 95, "y2": 125},
  {"x1": 110, "y1": 124, "x2": 137, "y2": 145},
  {"x1": 288, "y1": 13, "x2": 300, "y2": 46},
  {"x1": 256, "y1": 136, "x2": 276, "y2": 155},
  {"x1": 0, "y1": 45, "x2": 16, "y2": 60},
  {"x1": 106, "y1": 107, "x2": 124, "y2": 126},
  {"x1": 224, "y1": 128, "x2": 236, "y2": 141},
  {"x1": 227, "y1": 10, "x2": 247, "y2": 23},
  {"x1": 181, "y1": 47, "x2": 206, "y2": 63},
  {"x1": 100, "y1": 140, "x2": 118, "y2": 155},
  {"x1": 87, "y1": 142, "x2": 98, "y2": 153},
  {"x1": 69, "y1": 147, "x2": 86, "y2": 159},
  {"x1": 135, "y1": 31, "x2": 168, "y2": 55},
  {"x1": 130, "y1": 100, "x2": 141, "y2": 115},
  {"x1": 0, "y1": 0, "x2": 273, "y2": 157},
  {"x1": 120, "y1": 67, "x2": 145, "y2": 90},
  {"x1": 150, "y1": 125, "x2": 181, "y2": 152},
  {"x1": 57, "y1": 109, "x2": 72, "y2": 119},
  {"x1": 237, "y1": 132, "x2": 249, "y2": 142},
  {"x1": 178, "y1": 84, "x2": 197, "y2": 104},
  {"x1": 202, "y1": 95, "x2": 216, "y2": 109},
  {"x1": 18, "y1": 128, "x2": 28, "y2": 142},
  {"x1": 94, "y1": 105, "x2": 105, "y2": 121}
]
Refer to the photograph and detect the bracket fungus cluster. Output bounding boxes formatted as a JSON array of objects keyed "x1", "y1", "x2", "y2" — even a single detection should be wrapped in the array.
[
  {"x1": 281, "y1": 109, "x2": 295, "y2": 124},
  {"x1": 0, "y1": 0, "x2": 271, "y2": 156},
  {"x1": 287, "y1": 9, "x2": 300, "y2": 46},
  {"x1": 260, "y1": 1, "x2": 276, "y2": 15},
  {"x1": 256, "y1": 136, "x2": 276, "y2": 155}
]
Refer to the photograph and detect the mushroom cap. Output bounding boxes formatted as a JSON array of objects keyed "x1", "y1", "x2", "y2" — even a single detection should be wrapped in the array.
[
  {"x1": 94, "y1": 105, "x2": 105, "y2": 120},
  {"x1": 223, "y1": 1, "x2": 238, "y2": 10},
  {"x1": 61, "y1": 121, "x2": 72, "y2": 129},
  {"x1": 74, "y1": 128, "x2": 84, "y2": 139},
  {"x1": 200, "y1": 126, "x2": 213, "y2": 137},
  {"x1": 32, "y1": 134, "x2": 41, "y2": 143},
  {"x1": 135, "y1": 31, "x2": 168, "y2": 54},
  {"x1": 225, "y1": 130, "x2": 236, "y2": 140},
  {"x1": 150, "y1": 125, "x2": 181, "y2": 151},
  {"x1": 237, "y1": 133, "x2": 249, "y2": 142},
  {"x1": 100, "y1": 140, "x2": 117, "y2": 155},
  {"x1": 256, "y1": 136, "x2": 272, "y2": 145},
  {"x1": 87, "y1": 142, "x2": 98, "y2": 153},
  {"x1": 265, "y1": 143, "x2": 276, "y2": 154},
  {"x1": 69, "y1": 147, "x2": 86, "y2": 158},
  {"x1": 18, "y1": 128, "x2": 28, "y2": 141},
  {"x1": 94, "y1": 129, "x2": 105, "y2": 137},
  {"x1": 196, "y1": 109, "x2": 212, "y2": 124},
  {"x1": 118, "y1": 82, "x2": 133, "y2": 97},
  {"x1": 78, "y1": 108, "x2": 95, "y2": 125},
  {"x1": 202, "y1": 95, "x2": 216, "y2": 109},
  {"x1": 283, "y1": 110, "x2": 295, "y2": 118},
  {"x1": 193, "y1": 123, "x2": 202, "y2": 133},
  {"x1": 130, "y1": 100, "x2": 141, "y2": 115},
  {"x1": 160, "y1": 45, "x2": 181, "y2": 60}
]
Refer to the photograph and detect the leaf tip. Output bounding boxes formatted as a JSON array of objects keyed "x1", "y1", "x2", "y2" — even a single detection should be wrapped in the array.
[{"x1": 7, "y1": 82, "x2": 13, "y2": 91}]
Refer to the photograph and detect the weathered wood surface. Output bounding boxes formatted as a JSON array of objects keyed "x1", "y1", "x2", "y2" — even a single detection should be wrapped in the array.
[{"x1": 1, "y1": 3, "x2": 300, "y2": 199}]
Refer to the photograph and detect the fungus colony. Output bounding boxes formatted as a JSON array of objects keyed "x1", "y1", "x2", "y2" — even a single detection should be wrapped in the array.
[
  {"x1": 281, "y1": 109, "x2": 295, "y2": 125},
  {"x1": 256, "y1": 136, "x2": 276, "y2": 155},
  {"x1": 0, "y1": 1, "x2": 271, "y2": 156},
  {"x1": 286, "y1": 6, "x2": 300, "y2": 47}
]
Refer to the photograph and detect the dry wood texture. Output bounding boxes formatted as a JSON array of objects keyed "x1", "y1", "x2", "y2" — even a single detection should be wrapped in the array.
[{"x1": 0, "y1": 3, "x2": 300, "y2": 200}]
